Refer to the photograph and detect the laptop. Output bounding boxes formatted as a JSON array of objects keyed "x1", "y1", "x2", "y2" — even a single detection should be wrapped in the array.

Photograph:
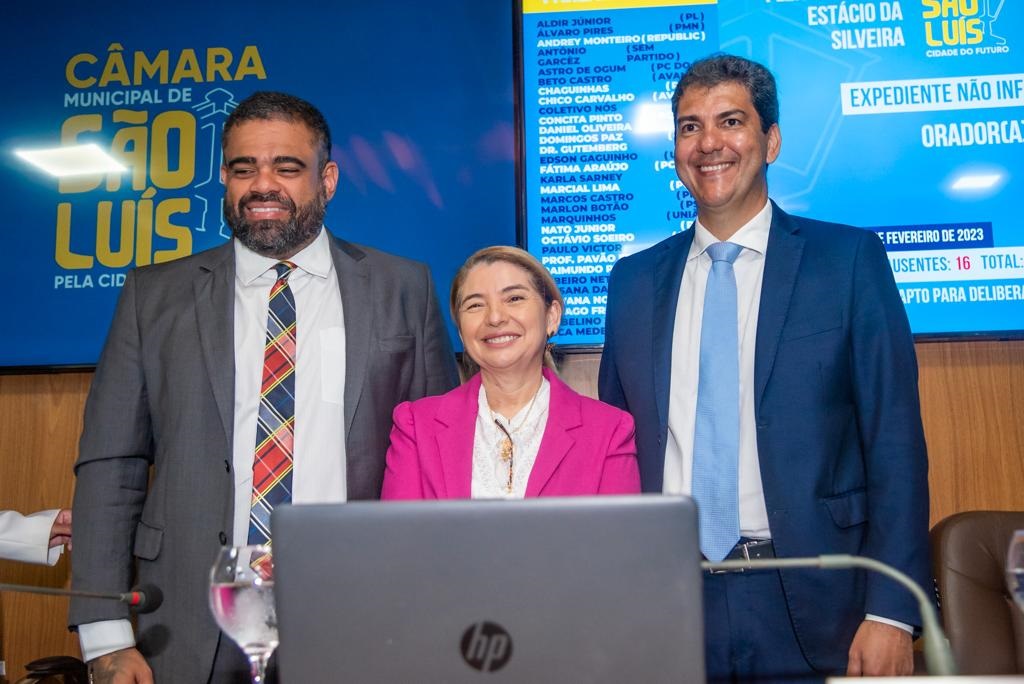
[{"x1": 272, "y1": 495, "x2": 704, "y2": 683}]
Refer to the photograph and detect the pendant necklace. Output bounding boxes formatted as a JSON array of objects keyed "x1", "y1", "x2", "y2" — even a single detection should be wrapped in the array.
[{"x1": 490, "y1": 384, "x2": 543, "y2": 494}]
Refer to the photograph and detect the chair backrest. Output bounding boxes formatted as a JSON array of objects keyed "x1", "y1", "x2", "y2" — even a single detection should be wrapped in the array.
[{"x1": 930, "y1": 510, "x2": 1024, "y2": 674}]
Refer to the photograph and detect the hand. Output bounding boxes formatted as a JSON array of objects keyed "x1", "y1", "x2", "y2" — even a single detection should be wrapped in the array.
[
  {"x1": 846, "y1": 620, "x2": 914, "y2": 676},
  {"x1": 88, "y1": 647, "x2": 153, "y2": 684},
  {"x1": 48, "y1": 509, "x2": 72, "y2": 550}
]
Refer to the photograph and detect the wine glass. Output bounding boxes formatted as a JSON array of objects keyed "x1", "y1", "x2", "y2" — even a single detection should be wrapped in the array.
[
  {"x1": 1008, "y1": 530, "x2": 1024, "y2": 613},
  {"x1": 209, "y1": 544, "x2": 278, "y2": 683}
]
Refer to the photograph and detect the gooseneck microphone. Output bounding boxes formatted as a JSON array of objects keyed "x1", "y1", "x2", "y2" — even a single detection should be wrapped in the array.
[
  {"x1": 0, "y1": 581, "x2": 163, "y2": 614},
  {"x1": 702, "y1": 554, "x2": 956, "y2": 676}
]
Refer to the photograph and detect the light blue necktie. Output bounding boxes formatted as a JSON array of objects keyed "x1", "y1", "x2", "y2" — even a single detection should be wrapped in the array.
[{"x1": 692, "y1": 241, "x2": 743, "y2": 562}]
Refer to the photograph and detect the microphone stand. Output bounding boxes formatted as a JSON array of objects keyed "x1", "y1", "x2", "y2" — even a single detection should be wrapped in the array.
[
  {"x1": 702, "y1": 554, "x2": 957, "y2": 676},
  {"x1": 0, "y1": 582, "x2": 162, "y2": 613}
]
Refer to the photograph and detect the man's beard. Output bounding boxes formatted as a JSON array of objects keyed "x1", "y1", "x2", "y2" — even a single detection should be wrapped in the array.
[{"x1": 224, "y1": 187, "x2": 328, "y2": 258}]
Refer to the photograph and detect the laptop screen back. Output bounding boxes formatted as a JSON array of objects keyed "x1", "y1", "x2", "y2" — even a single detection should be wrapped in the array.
[{"x1": 272, "y1": 495, "x2": 704, "y2": 683}]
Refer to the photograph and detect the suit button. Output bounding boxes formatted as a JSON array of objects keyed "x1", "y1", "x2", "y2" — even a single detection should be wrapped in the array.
[
  {"x1": 224, "y1": 460, "x2": 231, "y2": 472},
  {"x1": 218, "y1": 531, "x2": 227, "y2": 545},
  {"x1": 756, "y1": 421, "x2": 769, "y2": 429}
]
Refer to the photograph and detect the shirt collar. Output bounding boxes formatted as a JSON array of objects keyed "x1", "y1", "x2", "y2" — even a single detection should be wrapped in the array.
[
  {"x1": 476, "y1": 376, "x2": 552, "y2": 425},
  {"x1": 689, "y1": 200, "x2": 773, "y2": 261},
  {"x1": 234, "y1": 226, "x2": 333, "y2": 284}
]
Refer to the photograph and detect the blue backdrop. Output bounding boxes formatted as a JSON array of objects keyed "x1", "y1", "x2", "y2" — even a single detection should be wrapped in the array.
[
  {"x1": 3, "y1": 1, "x2": 515, "y2": 367},
  {"x1": 520, "y1": 0, "x2": 1024, "y2": 344},
  {"x1": 4, "y1": 0, "x2": 1022, "y2": 367}
]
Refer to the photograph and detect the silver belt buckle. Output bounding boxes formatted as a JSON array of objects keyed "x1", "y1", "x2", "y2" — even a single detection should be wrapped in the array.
[
  {"x1": 707, "y1": 541, "x2": 750, "y2": 574},
  {"x1": 742, "y1": 539, "x2": 772, "y2": 561},
  {"x1": 706, "y1": 540, "x2": 771, "y2": 574}
]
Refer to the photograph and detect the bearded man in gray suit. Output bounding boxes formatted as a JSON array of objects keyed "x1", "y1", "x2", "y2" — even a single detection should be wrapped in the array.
[{"x1": 69, "y1": 91, "x2": 459, "y2": 683}]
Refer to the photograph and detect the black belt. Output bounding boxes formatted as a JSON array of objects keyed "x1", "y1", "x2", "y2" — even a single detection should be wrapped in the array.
[
  {"x1": 723, "y1": 538, "x2": 775, "y2": 561},
  {"x1": 705, "y1": 539, "x2": 776, "y2": 574},
  {"x1": 708, "y1": 540, "x2": 770, "y2": 565}
]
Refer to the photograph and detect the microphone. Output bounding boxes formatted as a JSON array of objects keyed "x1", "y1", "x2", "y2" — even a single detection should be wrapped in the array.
[
  {"x1": 0, "y1": 581, "x2": 163, "y2": 614},
  {"x1": 702, "y1": 554, "x2": 956, "y2": 676}
]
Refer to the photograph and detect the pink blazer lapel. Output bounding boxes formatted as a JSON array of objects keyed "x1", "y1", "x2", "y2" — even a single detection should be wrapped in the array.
[
  {"x1": 434, "y1": 373, "x2": 481, "y2": 499},
  {"x1": 525, "y1": 369, "x2": 581, "y2": 497}
]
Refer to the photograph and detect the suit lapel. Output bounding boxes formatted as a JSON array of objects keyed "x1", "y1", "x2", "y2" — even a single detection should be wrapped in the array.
[
  {"x1": 329, "y1": 234, "x2": 372, "y2": 439},
  {"x1": 754, "y1": 203, "x2": 805, "y2": 409},
  {"x1": 652, "y1": 231, "x2": 693, "y2": 440},
  {"x1": 435, "y1": 375, "x2": 480, "y2": 499},
  {"x1": 194, "y1": 243, "x2": 236, "y2": 446},
  {"x1": 525, "y1": 370, "x2": 579, "y2": 497}
]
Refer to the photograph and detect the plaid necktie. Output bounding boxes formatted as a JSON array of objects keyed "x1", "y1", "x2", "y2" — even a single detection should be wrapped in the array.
[
  {"x1": 692, "y1": 241, "x2": 743, "y2": 562},
  {"x1": 248, "y1": 261, "x2": 297, "y2": 547}
]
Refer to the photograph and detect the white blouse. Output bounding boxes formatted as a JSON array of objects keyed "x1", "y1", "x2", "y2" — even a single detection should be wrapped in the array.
[{"x1": 471, "y1": 378, "x2": 551, "y2": 499}]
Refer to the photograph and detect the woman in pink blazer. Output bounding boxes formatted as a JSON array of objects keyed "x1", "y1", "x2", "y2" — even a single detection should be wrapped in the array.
[{"x1": 382, "y1": 246, "x2": 639, "y2": 499}]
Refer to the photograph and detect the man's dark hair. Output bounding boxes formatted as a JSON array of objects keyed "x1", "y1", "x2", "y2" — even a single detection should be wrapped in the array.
[
  {"x1": 671, "y1": 54, "x2": 779, "y2": 133},
  {"x1": 223, "y1": 91, "x2": 332, "y2": 167}
]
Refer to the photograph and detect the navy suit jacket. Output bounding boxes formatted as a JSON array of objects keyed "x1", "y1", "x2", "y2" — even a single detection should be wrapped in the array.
[{"x1": 599, "y1": 202, "x2": 930, "y2": 671}]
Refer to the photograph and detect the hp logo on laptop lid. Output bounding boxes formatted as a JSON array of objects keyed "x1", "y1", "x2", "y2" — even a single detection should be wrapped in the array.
[{"x1": 460, "y1": 621, "x2": 514, "y2": 672}]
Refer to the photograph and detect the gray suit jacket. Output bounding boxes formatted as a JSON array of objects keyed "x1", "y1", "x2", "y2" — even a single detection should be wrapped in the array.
[{"x1": 69, "y1": 233, "x2": 458, "y2": 682}]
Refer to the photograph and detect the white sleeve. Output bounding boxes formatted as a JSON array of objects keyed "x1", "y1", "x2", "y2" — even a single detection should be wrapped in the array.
[
  {"x1": 865, "y1": 613, "x2": 914, "y2": 634},
  {"x1": 0, "y1": 509, "x2": 61, "y2": 565},
  {"x1": 77, "y1": 620, "x2": 136, "y2": 662}
]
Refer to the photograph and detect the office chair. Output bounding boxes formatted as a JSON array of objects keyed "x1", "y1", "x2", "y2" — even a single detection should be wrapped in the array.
[{"x1": 930, "y1": 510, "x2": 1024, "y2": 674}]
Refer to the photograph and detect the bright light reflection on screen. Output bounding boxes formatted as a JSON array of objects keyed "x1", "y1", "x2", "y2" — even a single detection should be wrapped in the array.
[
  {"x1": 951, "y1": 174, "x2": 1002, "y2": 191},
  {"x1": 631, "y1": 102, "x2": 674, "y2": 136},
  {"x1": 945, "y1": 166, "x2": 1007, "y2": 198},
  {"x1": 15, "y1": 143, "x2": 127, "y2": 178}
]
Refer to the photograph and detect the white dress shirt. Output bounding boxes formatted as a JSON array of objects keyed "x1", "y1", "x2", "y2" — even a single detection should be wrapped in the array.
[
  {"x1": 231, "y1": 227, "x2": 347, "y2": 545},
  {"x1": 79, "y1": 228, "x2": 348, "y2": 661},
  {"x1": 664, "y1": 201, "x2": 772, "y2": 538},
  {"x1": 471, "y1": 378, "x2": 550, "y2": 499}
]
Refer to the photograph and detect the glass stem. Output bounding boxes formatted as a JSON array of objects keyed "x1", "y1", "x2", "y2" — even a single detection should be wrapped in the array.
[{"x1": 248, "y1": 653, "x2": 269, "y2": 684}]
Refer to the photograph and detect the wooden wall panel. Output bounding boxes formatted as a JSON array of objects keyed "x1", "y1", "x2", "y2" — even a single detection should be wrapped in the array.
[
  {"x1": 0, "y1": 339, "x2": 1020, "y2": 678},
  {"x1": 917, "y1": 341, "x2": 1024, "y2": 525},
  {"x1": 0, "y1": 373, "x2": 90, "y2": 681}
]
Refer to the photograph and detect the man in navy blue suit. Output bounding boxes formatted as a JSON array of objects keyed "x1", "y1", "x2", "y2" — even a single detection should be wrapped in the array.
[{"x1": 599, "y1": 54, "x2": 929, "y2": 680}]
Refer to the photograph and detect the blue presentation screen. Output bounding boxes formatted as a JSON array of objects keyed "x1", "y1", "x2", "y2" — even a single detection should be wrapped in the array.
[
  {"x1": 2, "y1": 2, "x2": 515, "y2": 369},
  {"x1": 519, "y1": 0, "x2": 1024, "y2": 344}
]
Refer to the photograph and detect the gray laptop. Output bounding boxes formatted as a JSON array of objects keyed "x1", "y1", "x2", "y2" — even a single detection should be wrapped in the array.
[{"x1": 272, "y1": 495, "x2": 704, "y2": 683}]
